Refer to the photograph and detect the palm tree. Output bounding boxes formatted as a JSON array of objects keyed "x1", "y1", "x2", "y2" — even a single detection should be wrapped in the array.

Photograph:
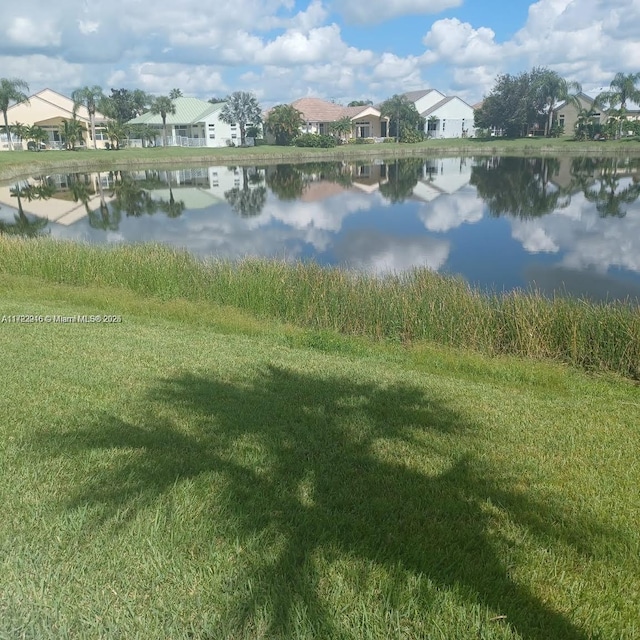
[
  {"x1": 59, "y1": 118, "x2": 84, "y2": 150},
  {"x1": 169, "y1": 88, "x2": 183, "y2": 100},
  {"x1": 264, "y1": 104, "x2": 304, "y2": 146},
  {"x1": 329, "y1": 116, "x2": 353, "y2": 142},
  {"x1": 535, "y1": 70, "x2": 581, "y2": 136},
  {"x1": 72, "y1": 86, "x2": 105, "y2": 149},
  {"x1": 9, "y1": 121, "x2": 28, "y2": 150},
  {"x1": 220, "y1": 92, "x2": 262, "y2": 147},
  {"x1": 25, "y1": 125, "x2": 48, "y2": 151},
  {"x1": 105, "y1": 120, "x2": 129, "y2": 150},
  {"x1": 595, "y1": 72, "x2": 640, "y2": 138},
  {"x1": 380, "y1": 94, "x2": 422, "y2": 142},
  {"x1": 150, "y1": 96, "x2": 176, "y2": 147},
  {"x1": 0, "y1": 78, "x2": 30, "y2": 151},
  {"x1": 573, "y1": 107, "x2": 600, "y2": 140}
]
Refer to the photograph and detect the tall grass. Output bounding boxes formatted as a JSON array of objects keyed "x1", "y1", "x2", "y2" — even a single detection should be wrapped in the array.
[{"x1": 2, "y1": 237, "x2": 639, "y2": 379}]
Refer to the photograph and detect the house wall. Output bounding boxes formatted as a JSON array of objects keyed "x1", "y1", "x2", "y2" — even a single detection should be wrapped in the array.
[
  {"x1": 413, "y1": 91, "x2": 446, "y2": 115},
  {"x1": 3, "y1": 89, "x2": 108, "y2": 150},
  {"x1": 427, "y1": 99, "x2": 475, "y2": 138},
  {"x1": 150, "y1": 113, "x2": 240, "y2": 148},
  {"x1": 301, "y1": 117, "x2": 385, "y2": 139},
  {"x1": 555, "y1": 95, "x2": 600, "y2": 136}
]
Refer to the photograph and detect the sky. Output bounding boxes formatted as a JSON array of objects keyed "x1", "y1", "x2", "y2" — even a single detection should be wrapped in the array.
[{"x1": 1, "y1": 0, "x2": 639, "y2": 108}]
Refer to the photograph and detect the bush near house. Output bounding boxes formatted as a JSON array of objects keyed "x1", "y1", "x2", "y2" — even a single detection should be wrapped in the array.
[
  {"x1": 399, "y1": 126, "x2": 425, "y2": 144},
  {"x1": 293, "y1": 133, "x2": 337, "y2": 148}
]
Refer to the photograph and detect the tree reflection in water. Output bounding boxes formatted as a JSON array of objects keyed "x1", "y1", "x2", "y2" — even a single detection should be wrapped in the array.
[
  {"x1": 224, "y1": 166, "x2": 267, "y2": 217},
  {"x1": 471, "y1": 156, "x2": 640, "y2": 220},
  {"x1": 1, "y1": 178, "x2": 53, "y2": 237},
  {"x1": 470, "y1": 157, "x2": 570, "y2": 218}
]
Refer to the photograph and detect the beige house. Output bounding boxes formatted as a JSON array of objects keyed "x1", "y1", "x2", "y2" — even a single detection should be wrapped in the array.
[
  {"x1": 2, "y1": 88, "x2": 108, "y2": 150},
  {"x1": 289, "y1": 98, "x2": 390, "y2": 139},
  {"x1": 553, "y1": 92, "x2": 602, "y2": 136}
]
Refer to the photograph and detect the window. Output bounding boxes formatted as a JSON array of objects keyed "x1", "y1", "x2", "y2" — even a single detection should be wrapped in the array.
[
  {"x1": 208, "y1": 123, "x2": 216, "y2": 139},
  {"x1": 442, "y1": 120, "x2": 446, "y2": 132}
]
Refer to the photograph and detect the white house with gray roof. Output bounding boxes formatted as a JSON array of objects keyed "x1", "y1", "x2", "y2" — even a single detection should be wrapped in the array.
[
  {"x1": 403, "y1": 90, "x2": 475, "y2": 139},
  {"x1": 127, "y1": 97, "x2": 241, "y2": 148}
]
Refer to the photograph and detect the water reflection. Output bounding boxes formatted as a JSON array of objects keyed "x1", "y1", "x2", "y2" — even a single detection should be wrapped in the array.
[
  {"x1": 2, "y1": 156, "x2": 640, "y2": 301},
  {"x1": 0, "y1": 178, "x2": 53, "y2": 237}
]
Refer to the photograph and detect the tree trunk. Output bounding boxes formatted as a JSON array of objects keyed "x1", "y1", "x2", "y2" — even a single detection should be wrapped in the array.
[
  {"x1": 90, "y1": 111, "x2": 97, "y2": 149},
  {"x1": 3, "y1": 112, "x2": 13, "y2": 151}
]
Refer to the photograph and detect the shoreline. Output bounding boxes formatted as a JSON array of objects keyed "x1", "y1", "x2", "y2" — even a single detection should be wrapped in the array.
[{"x1": 1, "y1": 138, "x2": 639, "y2": 182}]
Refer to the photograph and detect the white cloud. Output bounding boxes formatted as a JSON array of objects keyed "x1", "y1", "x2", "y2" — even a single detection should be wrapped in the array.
[
  {"x1": 334, "y1": 229, "x2": 451, "y2": 274},
  {"x1": 7, "y1": 16, "x2": 61, "y2": 47},
  {"x1": 419, "y1": 187, "x2": 483, "y2": 232},
  {"x1": 422, "y1": 18, "x2": 503, "y2": 67}
]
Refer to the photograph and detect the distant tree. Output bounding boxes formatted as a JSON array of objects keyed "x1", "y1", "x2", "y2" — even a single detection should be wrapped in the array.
[
  {"x1": 149, "y1": 96, "x2": 176, "y2": 146},
  {"x1": 264, "y1": 104, "x2": 304, "y2": 146},
  {"x1": 380, "y1": 95, "x2": 424, "y2": 142},
  {"x1": 348, "y1": 100, "x2": 373, "y2": 107},
  {"x1": 131, "y1": 89, "x2": 151, "y2": 117},
  {"x1": 25, "y1": 125, "x2": 48, "y2": 151},
  {"x1": 0, "y1": 78, "x2": 30, "y2": 151},
  {"x1": 72, "y1": 86, "x2": 105, "y2": 149},
  {"x1": 9, "y1": 121, "x2": 28, "y2": 149},
  {"x1": 475, "y1": 71, "x2": 542, "y2": 138},
  {"x1": 573, "y1": 107, "x2": 598, "y2": 140},
  {"x1": 59, "y1": 118, "x2": 84, "y2": 150},
  {"x1": 220, "y1": 92, "x2": 262, "y2": 147},
  {"x1": 128, "y1": 123, "x2": 157, "y2": 147},
  {"x1": 169, "y1": 88, "x2": 183, "y2": 100},
  {"x1": 533, "y1": 69, "x2": 582, "y2": 136},
  {"x1": 104, "y1": 88, "x2": 150, "y2": 123},
  {"x1": 329, "y1": 116, "x2": 353, "y2": 142},
  {"x1": 208, "y1": 97, "x2": 225, "y2": 104},
  {"x1": 595, "y1": 72, "x2": 640, "y2": 138},
  {"x1": 105, "y1": 120, "x2": 129, "y2": 150}
]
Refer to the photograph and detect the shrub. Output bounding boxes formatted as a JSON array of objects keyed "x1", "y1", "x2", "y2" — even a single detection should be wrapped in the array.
[
  {"x1": 399, "y1": 126, "x2": 424, "y2": 144},
  {"x1": 293, "y1": 133, "x2": 337, "y2": 148}
]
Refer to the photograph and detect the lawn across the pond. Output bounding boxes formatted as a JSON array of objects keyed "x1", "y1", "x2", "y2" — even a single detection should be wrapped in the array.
[{"x1": 1, "y1": 135, "x2": 639, "y2": 182}]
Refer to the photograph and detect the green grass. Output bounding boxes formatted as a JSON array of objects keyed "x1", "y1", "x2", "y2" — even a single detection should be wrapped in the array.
[
  {"x1": 1, "y1": 136, "x2": 639, "y2": 182},
  {"x1": 1, "y1": 272, "x2": 639, "y2": 639},
  {"x1": 1, "y1": 238, "x2": 639, "y2": 380}
]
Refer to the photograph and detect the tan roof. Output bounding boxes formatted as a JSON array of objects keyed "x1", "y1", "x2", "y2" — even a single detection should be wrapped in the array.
[{"x1": 291, "y1": 97, "x2": 381, "y2": 123}]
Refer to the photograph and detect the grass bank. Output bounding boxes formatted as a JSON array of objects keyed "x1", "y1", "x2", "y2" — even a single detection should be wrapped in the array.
[
  {"x1": 1, "y1": 270, "x2": 639, "y2": 639},
  {"x1": 1, "y1": 136, "x2": 639, "y2": 182},
  {"x1": 1, "y1": 237, "x2": 639, "y2": 380}
]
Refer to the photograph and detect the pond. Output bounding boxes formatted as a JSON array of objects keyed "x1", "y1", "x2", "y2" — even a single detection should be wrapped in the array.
[{"x1": 2, "y1": 155, "x2": 640, "y2": 303}]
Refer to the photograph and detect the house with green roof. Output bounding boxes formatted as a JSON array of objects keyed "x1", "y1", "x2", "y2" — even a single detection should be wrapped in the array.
[{"x1": 127, "y1": 97, "x2": 242, "y2": 148}]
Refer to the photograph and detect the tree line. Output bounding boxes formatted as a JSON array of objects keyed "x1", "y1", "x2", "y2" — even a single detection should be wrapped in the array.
[
  {"x1": 474, "y1": 68, "x2": 640, "y2": 139},
  {"x1": 1, "y1": 76, "x2": 432, "y2": 152}
]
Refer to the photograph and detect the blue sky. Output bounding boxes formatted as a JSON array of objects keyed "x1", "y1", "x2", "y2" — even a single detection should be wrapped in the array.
[{"x1": 0, "y1": 0, "x2": 637, "y2": 107}]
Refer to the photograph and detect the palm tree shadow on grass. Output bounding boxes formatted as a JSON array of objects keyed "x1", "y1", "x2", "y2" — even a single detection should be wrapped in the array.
[{"x1": 41, "y1": 365, "x2": 605, "y2": 639}]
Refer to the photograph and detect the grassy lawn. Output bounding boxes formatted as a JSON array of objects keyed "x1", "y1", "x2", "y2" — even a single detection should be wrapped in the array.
[
  {"x1": 1, "y1": 136, "x2": 639, "y2": 182},
  {"x1": 1, "y1": 270, "x2": 639, "y2": 639}
]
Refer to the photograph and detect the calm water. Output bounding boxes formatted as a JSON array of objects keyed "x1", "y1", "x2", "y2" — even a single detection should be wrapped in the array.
[{"x1": 2, "y1": 155, "x2": 640, "y2": 302}]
